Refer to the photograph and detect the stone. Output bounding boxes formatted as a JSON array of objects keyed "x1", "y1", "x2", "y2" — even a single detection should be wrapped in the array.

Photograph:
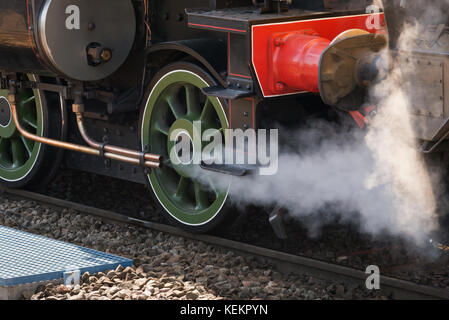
[
  {"x1": 186, "y1": 290, "x2": 199, "y2": 300},
  {"x1": 336, "y1": 285, "x2": 345, "y2": 298}
]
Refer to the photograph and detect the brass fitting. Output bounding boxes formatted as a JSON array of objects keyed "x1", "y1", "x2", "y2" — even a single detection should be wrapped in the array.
[{"x1": 72, "y1": 103, "x2": 85, "y2": 113}]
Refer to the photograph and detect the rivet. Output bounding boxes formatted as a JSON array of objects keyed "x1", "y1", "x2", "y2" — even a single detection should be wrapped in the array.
[
  {"x1": 274, "y1": 37, "x2": 285, "y2": 47},
  {"x1": 275, "y1": 82, "x2": 286, "y2": 92}
]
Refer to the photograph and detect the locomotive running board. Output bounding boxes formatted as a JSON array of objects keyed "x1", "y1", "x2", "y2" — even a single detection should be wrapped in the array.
[
  {"x1": 202, "y1": 84, "x2": 253, "y2": 100},
  {"x1": 200, "y1": 162, "x2": 249, "y2": 176}
]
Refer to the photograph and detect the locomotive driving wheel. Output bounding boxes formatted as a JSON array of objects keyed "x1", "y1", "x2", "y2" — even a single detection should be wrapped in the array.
[
  {"x1": 140, "y1": 62, "x2": 235, "y2": 233},
  {"x1": 0, "y1": 74, "x2": 64, "y2": 189}
]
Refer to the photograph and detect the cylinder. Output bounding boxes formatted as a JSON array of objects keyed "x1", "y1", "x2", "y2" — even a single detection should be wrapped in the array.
[
  {"x1": 271, "y1": 31, "x2": 331, "y2": 94},
  {"x1": 0, "y1": 0, "x2": 136, "y2": 81}
]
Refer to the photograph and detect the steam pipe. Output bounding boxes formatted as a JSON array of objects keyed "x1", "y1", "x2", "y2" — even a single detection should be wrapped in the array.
[
  {"x1": 8, "y1": 94, "x2": 160, "y2": 169},
  {"x1": 74, "y1": 109, "x2": 161, "y2": 163}
]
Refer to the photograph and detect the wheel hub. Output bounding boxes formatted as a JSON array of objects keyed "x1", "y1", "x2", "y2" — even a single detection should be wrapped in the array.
[
  {"x1": 0, "y1": 97, "x2": 11, "y2": 128},
  {"x1": 0, "y1": 96, "x2": 16, "y2": 139},
  {"x1": 168, "y1": 118, "x2": 201, "y2": 178}
]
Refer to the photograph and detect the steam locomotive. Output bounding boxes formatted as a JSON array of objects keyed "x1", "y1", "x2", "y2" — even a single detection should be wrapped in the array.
[{"x1": 0, "y1": 0, "x2": 446, "y2": 233}]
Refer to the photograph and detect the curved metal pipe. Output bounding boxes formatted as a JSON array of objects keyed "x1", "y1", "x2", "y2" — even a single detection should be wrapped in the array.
[
  {"x1": 8, "y1": 94, "x2": 160, "y2": 169},
  {"x1": 75, "y1": 111, "x2": 161, "y2": 163}
]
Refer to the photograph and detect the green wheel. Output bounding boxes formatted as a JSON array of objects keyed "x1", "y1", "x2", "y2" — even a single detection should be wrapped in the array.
[
  {"x1": 0, "y1": 74, "x2": 65, "y2": 189},
  {"x1": 140, "y1": 62, "x2": 235, "y2": 233}
]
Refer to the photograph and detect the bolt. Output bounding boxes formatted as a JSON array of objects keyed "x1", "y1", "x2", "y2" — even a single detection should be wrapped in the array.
[
  {"x1": 243, "y1": 124, "x2": 249, "y2": 129},
  {"x1": 101, "y1": 49, "x2": 112, "y2": 62},
  {"x1": 243, "y1": 112, "x2": 249, "y2": 117},
  {"x1": 275, "y1": 82, "x2": 286, "y2": 92},
  {"x1": 274, "y1": 37, "x2": 285, "y2": 47}
]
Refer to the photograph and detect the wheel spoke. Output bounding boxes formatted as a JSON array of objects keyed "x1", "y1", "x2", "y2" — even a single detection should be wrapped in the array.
[
  {"x1": 22, "y1": 113, "x2": 38, "y2": 129},
  {"x1": 19, "y1": 95, "x2": 35, "y2": 107},
  {"x1": 175, "y1": 176, "x2": 190, "y2": 199},
  {"x1": 0, "y1": 138, "x2": 11, "y2": 164},
  {"x1": 21, "y1": 136, "x2": 33, "y2": 157},
  {"x1": 206, "y1": 177, "x2": 221, "y2": 197},
  {"x1": 185, "y1": 85, "x2": 201, "y2": 116},
  {"x1": 194, "y1": 181, "x2": 210, "y2": 210},
  {"x1": 200, "y1": 99, "x2": 214, "y2": 121},
  {"x1": 0, "y1": 138, "x2": 8, "y2": 152},
  {"x1": 154, "y1": 122, "x2": 169, "y2": 136},
  {"x1": 166, "y1": 95, "x2": 184, "y2": 120},
  {"x1": 11, "y1": 139, "x2": 26, "y2": 167},
  {"x1": 160, "y1": 160, "x2": 180, "y2": 185}
]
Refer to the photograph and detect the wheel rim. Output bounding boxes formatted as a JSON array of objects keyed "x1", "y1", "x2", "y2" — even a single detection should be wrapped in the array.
[
  {"x1": 141, "y1": 69, "x2": 230, "y2": 226},
  {"x1": 0, "y1": 74, "x2": 43, "y2": 182}
]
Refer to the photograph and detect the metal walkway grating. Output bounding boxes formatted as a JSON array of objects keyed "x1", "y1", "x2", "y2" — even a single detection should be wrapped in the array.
[{"x1": 0, "y1": 226, "x2": 133, "y2": 287}]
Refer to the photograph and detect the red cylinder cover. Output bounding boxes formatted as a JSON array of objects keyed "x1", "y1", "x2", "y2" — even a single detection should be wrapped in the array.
[{"x1": 269, "y1": 30, "x2": 331, "y2": 94}]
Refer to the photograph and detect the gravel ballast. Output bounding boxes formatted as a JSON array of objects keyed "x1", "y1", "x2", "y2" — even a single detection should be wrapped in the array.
[{"x1": 0, "y1": 195, "x2": 390, "y2": 300}]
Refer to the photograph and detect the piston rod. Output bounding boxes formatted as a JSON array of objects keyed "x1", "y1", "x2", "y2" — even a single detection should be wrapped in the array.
[{"x1": 8, "y1": 94, "x2": 160, "y2": 169}]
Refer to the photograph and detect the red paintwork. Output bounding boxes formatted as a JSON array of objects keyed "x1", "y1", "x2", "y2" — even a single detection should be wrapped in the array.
[
  {"x1": 349, "y1": 105, "x2": 377, "y2": 129},
  {"x1": 252, "y1": 13, "x2": 386, "y2": 97},
  {"x1": 269, "y1": 30, "x2": 330, "y2": 94},
  {"x1": 349, "y1": 110, "x2": 367, "y2": 129}
]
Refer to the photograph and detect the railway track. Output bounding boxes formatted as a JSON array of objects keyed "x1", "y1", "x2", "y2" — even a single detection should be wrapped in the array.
[{"x1": 1, "y1": 187, "x2": 448, "y2": 300}]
